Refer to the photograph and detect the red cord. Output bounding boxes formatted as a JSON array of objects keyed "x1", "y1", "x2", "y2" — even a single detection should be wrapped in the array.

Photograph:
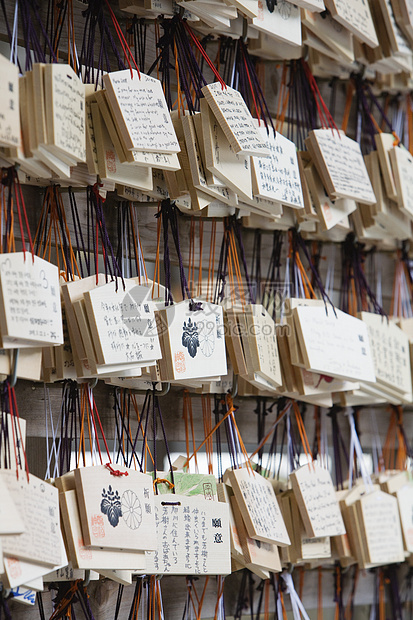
[
  {"x1": 183, "y1": 21, "x2": 226, "y2": 89},
  {"x1": 106, "y1": 463, "x2": 129, "y2": 476},
  {"x1": 242, "y1": 53, "x2": 260, "y2": 124},
  {"x1": 104, "y1": 0, "x2": 141, "y2": 79}
]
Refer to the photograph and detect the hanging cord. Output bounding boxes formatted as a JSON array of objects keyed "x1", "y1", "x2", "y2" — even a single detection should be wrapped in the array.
[
  {"x1": 1, "y1": 166, "x2": 34, "y2": 261},
  {"x1": 383, "y1": 405, "x2": 412, "y2": 470},
  {"x1": 4, "y1": 0, "x2": 57, "y2": 71},
  {"x1": 87, "y1": 185, "x2": 124, "y2": 289},
  {"x1": 79, "y1": 0, "x2": 140, "y2": 87},
  {"x1": 34, "y1": 185, "x2": 80, "y2": 281},
  {"x1": 289, "y1": 228, "x2": 336, "y2": 314},
  {"x1": 339, "y1": 233, "x2": 385, "y2": 317},
  {"x1": 327, "y1": 406, "x2": 349, "y2": 490},
  {"x1": 391, "y1": 247, "x2": 413, "y2": 318},
  {"x1": 157, "y1": 199, "x2": 202, "y2": 309}
]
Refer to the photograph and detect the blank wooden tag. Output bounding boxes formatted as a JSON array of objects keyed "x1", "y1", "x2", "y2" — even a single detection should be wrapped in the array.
[
  {"x1": 145, "y1": 493, "x2": 231, "y2": 575},
  {"x1": 103, "y1": 70, "x2": 180, "y2": 153},
  {"x1": 304, "y1": 160, "x2": 356, "y2": 230},
  {"x1": 306, "y1": 129, "x2": 376, "y2": 205},
  {"x1": 302, "y1": 10, "x2": 355, "y2": 63},
  {"x1": 284, "y1": 297, "x2": 325, "y2": 368},
  {"x1": 392, "y1": 0, "x2": 413, "y2": 41},
  {"x1": 365, "y1": 151, "x2": 409, "y2": 240},
  {"x1": 181, "y1": 113, "x2": 236, "y2": 206},
  {"x1": 375, "y1": 133, "x2": 400, "y2": 200},
  {"x1": 289, "y1": 462, "x2": 346, "y2": 538},
  {"x1": 292, "y1": 305, "x2": 376, "y2": 382},
  {"x1": 324, "y1": 0, "x2": 379, "y2": 48},
  {"x1": 0, "y1": 54, "x2": 20, "y2": 149},
  {"x1": 226, "y1": 468, "x2": 290, "y2": 547},
  {"x1": 91, "y1": 102, "x2": 153, "y2": 192},
  {"x1": 251, "y1": 126, "x2": 304, "y2": 208},
  {"x1": 74, "y1": 465, "x2": 156, "y2": 551},
  {"x1": 340, "y1": 483, "x2": 379, "y2": 568},
  {"x1": 98, "y1": 569, "x2": 132, "y2": 585},
  {"x1": 59, "y1": 489, "x2": 146, "y2": 571},
  {"x1": 202, "y1": 83, "x2": 270, "y2": 157},
  {"x1": 1, "y1": 471, "x2": 61, "y2": 567},
  {"x1": 61, "y1": 274, "x2": 114, "y2": 362},
  {"x1": 0, "y1": 253, "x2": 63, "y2": 348},
  {"x1": 224, "y1": 308, "x2": 248, "y2": 377},
  {"x1": 217, "y1": 482, "x2": 244, "y2": 561}
]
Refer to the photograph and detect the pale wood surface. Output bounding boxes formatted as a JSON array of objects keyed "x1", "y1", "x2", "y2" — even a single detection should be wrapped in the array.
[{"x1": 0, "y1": 0, "x2": 410, "y2": 616}]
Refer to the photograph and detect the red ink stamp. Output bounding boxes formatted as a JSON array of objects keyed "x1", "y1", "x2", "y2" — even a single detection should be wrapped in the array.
[
  {"x1": 106, "y1": 150, "x2": 116, "y2": 174},
  {"x1": 174, "y1": 351, "x2": 186, "y2": 374},
  {"x1": 78, "y1": 538, "x2": 93, "y2": 560},
  {"x1": 6, "y1": 557, "x2": 22, "y2": 579},
  {"x1": 91, "y1": 514, "x2": 105, "y2": 539}
]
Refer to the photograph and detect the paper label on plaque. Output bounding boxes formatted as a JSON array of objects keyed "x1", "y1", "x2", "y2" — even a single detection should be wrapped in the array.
[
  {"x1": 103, "y1": 70, "x2": 180, "y2": 153},
  {"x1": 252, "y1": 128, "x2": 304, "y2": 208},
  {"x1": 1, "y1": 472, "x2": 61, "y2": 566},
  {"x1": 145, "y1": 494, "x2": 231, "y2": 575},
  {"x1": 0, "y1": 253, "x2": 63, "y2": 346},
  {"x1": 294, "y1": 305, "x2": 376, "y2": 382},
  {"x1": 359, "y1": 490, "x2": 404, "y2": 565},
  {"x1": 227, "y1": 468, "x2": 290, "y2": 546},
  {"x1": 74, "y1": 465, "x2": 156, "y2": 551},
  {"x1": 290, "y1": 463, "x2": 346, "y2": 538},
  {"x1": 0, "y1": 54, "x2": 20, "y2": 148},
  {"x1": 202, "y1": 83, "x2": 270, "y2": 157},
  {"x1": 301, "y1": 535, "x2": 331, "y2": 559},
  {"x1": 156, "y1": 473, "x2": 217, "y2": 500},
  {"x1": 84, "y1": 281, "x2": 161, "y2": 366}
]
